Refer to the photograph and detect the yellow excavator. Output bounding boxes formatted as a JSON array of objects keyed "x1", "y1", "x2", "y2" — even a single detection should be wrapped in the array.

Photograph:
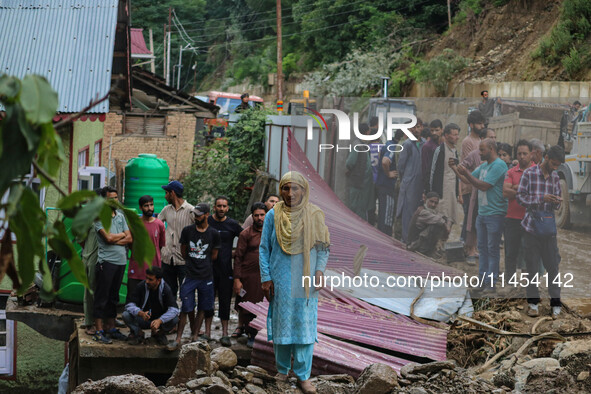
[{"x1": 287, "y1": 90, "x2": 317, "y2": 115}]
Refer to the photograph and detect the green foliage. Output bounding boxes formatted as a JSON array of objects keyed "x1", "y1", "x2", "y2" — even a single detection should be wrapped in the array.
[
  {"x1": 0, "y1": 75, "x2": 154, "y2": 300},
  {"x1": 493, "y1": 0, "x2": 510, "y2": 6},
  {"x1": 454, "y1": 0, "x2": 482, "y2": 23},
  {"x1": 562, "y1": 46, "x2": 587, "y2": 78},
  {"x1": 532, "y1": 0, "x2": 591, "y2": 73},
  {"x1": 131, "y1": 0, "x2": 449, "y2": 90},
  {"x1": 184, "y1": 109, "x2": 268, "y2": 220},
  {"x1": 410, "y1": 49, "x2": 470, "y2": 96},
  {"x1": 283, "y1": 53, "x2": 299, "y2": 79}
]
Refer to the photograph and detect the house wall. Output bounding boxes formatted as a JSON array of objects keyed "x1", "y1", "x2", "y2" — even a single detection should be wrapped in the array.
[
  {"x1": 43, "y1": 127, "x2": 72, "y2": 211},
  {"x1": 71, "y1": 120, "x2": 105, "y2": 191},
  {"x1": 102, "y1": 112, "x2": 196, "y2": 181}
]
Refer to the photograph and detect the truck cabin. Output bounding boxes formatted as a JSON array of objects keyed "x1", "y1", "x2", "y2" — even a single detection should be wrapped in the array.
[{"x1": 207, "y1": 91, "x2": 264, "y2": 117}]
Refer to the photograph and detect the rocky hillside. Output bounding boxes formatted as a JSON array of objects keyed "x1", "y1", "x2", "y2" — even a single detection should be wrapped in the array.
[{"x1": 429, "y1": 0, "x2": 591, "y2": 83}]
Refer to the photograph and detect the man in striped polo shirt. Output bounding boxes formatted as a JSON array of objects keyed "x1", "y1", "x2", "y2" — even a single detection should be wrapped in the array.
[{"x1": 159, "y1": 181, "x2": 194, "y2": 300}]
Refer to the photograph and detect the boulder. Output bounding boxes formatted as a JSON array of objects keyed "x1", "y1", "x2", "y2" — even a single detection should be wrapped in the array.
[
  {"x1": 553, "y1": 340, "x2": 591, "y2": 361},
  {"x1": 400, "y1": 361, "x2": 455, "y2": 377},
  {"x1": 168, "y1": 342, "x2": 212, "y2": 386},
  {"x1": 186, "y1": 376, "x2": 228, "y2": 391},
  {"x1": 205, "y1": 384, "x2": 234, "y2": 394},
  {"x1": 211, "y1": 347, "x2": 238, "y2": 371},
  {"x1": 577, "y1": 371, "x2": 590, "y2": 381},
  {"x1": 512, "y1": 357, "x2": 561, "y2": 392},
  {"x1": 245, "y1": 366, "x2": 268, "y2": 376},
  {"x1": 355, "y1": 363, "x2": 398, "y2": 394},
  {"x1": 316, "y1": 374, "x2": 355, "y2": 384},
  {"x1": 245, "y1": 383, "x2": 267, "y2": 394},
  {"x1": 73, "y1": 374, "x2": 160, "y2": 394},
  {"x1": 215, "y1": 371, "x2": 232, "y2": 387}
]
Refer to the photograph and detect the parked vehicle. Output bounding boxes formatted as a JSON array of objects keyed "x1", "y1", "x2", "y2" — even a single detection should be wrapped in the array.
[
  {"x1": 205, "y1": 91, "x2": 264, "y2": 116},
  {"x1": 556, "y1": 121, "x2": 591, "y2": 228}
]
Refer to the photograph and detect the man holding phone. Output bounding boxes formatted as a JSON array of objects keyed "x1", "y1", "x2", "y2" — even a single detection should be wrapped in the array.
[
  {"x1": 123, "y1": 267, "x2": 179, "y2": 346},
  {"x1": 517, "y1": 145, "x2": 565, "y2": 319},
  {"x1": 429, "y1": 123, "x2": 461, "y2": 227}
]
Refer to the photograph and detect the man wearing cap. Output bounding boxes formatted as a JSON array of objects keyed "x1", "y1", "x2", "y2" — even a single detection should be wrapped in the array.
[
  {"x1": 167, "y1": 203, "x2": 221, "y2": 351},
  {"x1": 158, "y1": 181, "x2": 194, "y2": 300}
]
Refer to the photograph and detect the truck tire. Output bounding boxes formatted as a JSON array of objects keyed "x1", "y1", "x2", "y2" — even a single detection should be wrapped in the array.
[{"x1": 556, "y1": 179, "x2": 571, "y2": 229}]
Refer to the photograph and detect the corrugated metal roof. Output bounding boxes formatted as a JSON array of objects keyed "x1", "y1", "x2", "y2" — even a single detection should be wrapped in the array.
[
  {"x1": 0, "y1": 1, "x2": 119, "y2": 113},
  {"x1": 130, "y1": 28, "x2": 151, "y2": 56},
  {"x1": 242, "y1": 297, "x2": 448, "y2": 363}
]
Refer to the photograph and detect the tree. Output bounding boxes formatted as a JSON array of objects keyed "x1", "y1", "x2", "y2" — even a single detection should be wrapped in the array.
[{"x1": 0, "y1": 75, "x2": 154, "y2": 300}]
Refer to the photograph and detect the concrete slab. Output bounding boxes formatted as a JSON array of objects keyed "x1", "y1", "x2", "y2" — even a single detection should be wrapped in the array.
[{"x1": 6, "y1": 299, "x2": 80, "y2": 341}]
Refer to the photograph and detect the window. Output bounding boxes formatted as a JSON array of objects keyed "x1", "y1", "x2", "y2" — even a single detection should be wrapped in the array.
[
  {"x1": 78, "y1": 146, "x2": 89, "y2": 169},
  {"x1": 93, "y1": 140, "x2": 102, "y2": 167},
  {"x1": 123, "y1": 113, "x2": 166, "y2": 136},
  {"x1": 0, "y1": 293, "x2": 15, "y2": 377}
]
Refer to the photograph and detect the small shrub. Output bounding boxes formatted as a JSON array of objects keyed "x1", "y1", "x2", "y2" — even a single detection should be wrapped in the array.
[
  {"x1": 410, "y1": 49, "x2": 470, "y2": 96},
  {"x1": 563, "y1": 46, "x2": 583, "y2": 78}
]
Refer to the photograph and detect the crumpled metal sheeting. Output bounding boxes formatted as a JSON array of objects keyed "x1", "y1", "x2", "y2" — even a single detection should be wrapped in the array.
[
  {"x1": 286, "y1": 130, "x2": 463, "y2": 278},
  {"x1": 249, "y1": 326, "x2": 410, "y2": 378},
  {"x1": 242, "y1": 296, "x2": 448, "y2": 369}
]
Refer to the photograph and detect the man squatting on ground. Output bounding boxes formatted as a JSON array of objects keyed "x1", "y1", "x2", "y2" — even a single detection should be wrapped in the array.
[{"x1": 123, "y1": 267, "x2": 179, "y2": 346}]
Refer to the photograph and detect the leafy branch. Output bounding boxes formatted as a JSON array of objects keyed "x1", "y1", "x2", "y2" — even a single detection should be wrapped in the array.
[{"x1": 0, "y1": 75, "x2": 155, "y2": 300}]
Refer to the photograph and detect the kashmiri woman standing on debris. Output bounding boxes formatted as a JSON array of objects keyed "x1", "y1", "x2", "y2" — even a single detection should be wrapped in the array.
[{"x1": 260, "y1": 171, "x2": 330, "y2": 394}]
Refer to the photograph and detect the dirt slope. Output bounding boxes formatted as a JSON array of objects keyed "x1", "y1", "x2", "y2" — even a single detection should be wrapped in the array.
[{"x1": 427, "y1": 0, "x2": 567, "y2": 82}]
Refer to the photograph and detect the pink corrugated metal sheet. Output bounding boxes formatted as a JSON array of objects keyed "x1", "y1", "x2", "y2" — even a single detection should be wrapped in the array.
[
  {"x1": 250, "y1": 327, "x2": 411, "y2": 378},
  {"x1": 130, "y1": 28, "x2": 151, "y2": 56},
  {"x1": 242, "y1": 297, "x2": 447, "y2": 365}
]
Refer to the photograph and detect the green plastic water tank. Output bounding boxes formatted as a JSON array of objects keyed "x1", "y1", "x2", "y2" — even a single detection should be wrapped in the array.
[{"x1": 124, "y1": 154, "x2": 169, "y2": 214}]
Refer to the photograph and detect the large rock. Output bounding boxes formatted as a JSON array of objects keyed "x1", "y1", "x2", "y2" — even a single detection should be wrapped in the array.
[
  {"x1": 73, "y1": 374, "x2": 160, "y2": 394},
  {"x1": 552, "y1": 340, "x2": 591, "y2": 361},
  {"x1": 400, "y1": 361, "x2": 455, "y2": 377},
  {"x1": 245, "y1": 383, "x2": 268, "y2": 394},
  {"x1": 205, "y1": 384, "x2": 233, "y2": 394},
  {"x1": 186, "y1": 376, "x2": 227, "y2": 391},
  {"x1": 512, "y1": 357, "x2": 561, "y2": 392},
  {"x1": 211, "y1": 347, "x2": 238, "y2": 371},
  {"x1": 167, "y1": 341, "x2": 212, "y2": 386},
  {"x1": 311, "y1": 375, "x2": 356, "y2": 394},
  {"x1": 355, "y1": 363, "x2": 398, "y2": 394}
]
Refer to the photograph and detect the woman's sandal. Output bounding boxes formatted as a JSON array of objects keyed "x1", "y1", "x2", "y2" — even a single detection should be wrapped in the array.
[
  {"x1": 297, "y1": 379, "x2": 317, "y2": 394},
  {"x1": 231, "y1": 326, "x2": 245, "y2": 338}
]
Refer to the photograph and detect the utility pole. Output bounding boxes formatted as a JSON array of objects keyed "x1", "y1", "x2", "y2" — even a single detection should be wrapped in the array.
[
  {"x1": 193, "y1": 62, "x2": 198, "y2": 93},
  {"x1": 276, "y1": 0, "x2": 283, "y2": 101},
  {"x1": 177, "y1": 45, "x2": 182, "y2": 90},
  {"x1": 166, "y1": 7, "x2": 172, "y2": 86},
  {"x1": 447, "y1": 0, "x2": 452, "y2": 29},
  {"x1": 163, "y1": 24, "x2": 166, "y2": 79},
  {"x1": 149, "y1": 28, "x2": 155, "y2": 73}
]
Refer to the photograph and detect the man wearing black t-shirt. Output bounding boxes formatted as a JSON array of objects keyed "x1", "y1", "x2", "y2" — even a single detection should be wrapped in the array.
[
  {"x1": 167, "y1": 203, "x2": 220, "y2": 351},
  {"x1": 208, "y1": 196, "x2": 243, "y2": 347}
]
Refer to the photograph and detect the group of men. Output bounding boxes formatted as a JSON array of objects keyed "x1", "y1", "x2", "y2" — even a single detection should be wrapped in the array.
[
  {"x1": 346, "y1": 107, "x2": 566, "y2": 319},
  {"x1": 82, "y1": 179, "x2": 279, "y2": 348}
]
